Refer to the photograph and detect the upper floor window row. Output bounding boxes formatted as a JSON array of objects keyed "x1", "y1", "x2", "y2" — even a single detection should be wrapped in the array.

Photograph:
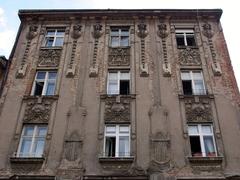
[
  {"x1": 176, "y1": 29, "x2": 196, "y2": 47},
  {"x1": 110, "y1": 27, "x2": 129, "y2": 47},
  {"x1": 45, "y1": 29, "x2": 65, "y2": 47}
]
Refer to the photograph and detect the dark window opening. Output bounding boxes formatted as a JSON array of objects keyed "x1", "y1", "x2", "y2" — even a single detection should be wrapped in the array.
[
  {"x1": 34, "y1": 82, "x2": 44, "y2": 96},
  {"x1": 186, "y1": 36, "x2": 196, "y2": 46},
  {"x1": 105, "y1": 137, "x2": 116, "y2": 157},
  {"x1": 190, "y1": 136, "x2": 202, "y2": 157},
  {"x1": 176, "y1": 36, "x2": 185, "y2": 46},
  {"x1": 120, "y1": 80, "x2": 130, "y2": 95},
  {"x1": 182, "y1": 80, "x2": 192, "y2": 95}
]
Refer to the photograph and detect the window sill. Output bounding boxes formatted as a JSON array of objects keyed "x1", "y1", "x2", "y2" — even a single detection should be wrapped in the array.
[
  {"x1": 109, "y1": 46, "x2": 131, "y2": 49},
  {"x1": 100, "y1": 94, "x2": 136, "y2": 99},
  {"x1": 178, "y1": 94, "x2": 214, "y2": 99},
  {"x1": 177, "y1": 46, "x2": 198, "y2": 49},
  {"x1": 40, "y1": 46, "x2": 63, "y2": 50},
  {"x1": 23, "y1": 95, "x2": 59, "y2": 100},
  {"x1": 99, "y1": 156, "x2": 134, "y2": 163},
  {"x1": 188, "y1": 156, "x2": 223, "y2": 165},
  {"x1": 10, "y1": 156, "x2": 45, "y2": 164}
]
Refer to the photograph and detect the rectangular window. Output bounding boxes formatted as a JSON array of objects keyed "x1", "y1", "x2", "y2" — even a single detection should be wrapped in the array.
[
  {"x1": 107, "y1": 71, "x2": 130, "y2": 95},
  {"x1": 181, "y1": 71, "x2": 206, "y2": 95},
  {"x1": 176, "y1": 29, "x2": 196, "y2": 47},
  {"x1": 45, "y1": 29, "x2": 65, "y2": 47},
  {"x1": 104, "y1": 125, "x2": 130, "y2": 157},
  {"x1": 17, "y1": 125, "x2": 47, "y2": 157},
  {"x1": 110, "y1": 27, "x2": 129, "y2": 47},
  {"x1": 188, "y1": 124, "x2": 217, "y2": 157},
  {"x1": 31, "y1": 71, "x2": 57, "y2": 96}
]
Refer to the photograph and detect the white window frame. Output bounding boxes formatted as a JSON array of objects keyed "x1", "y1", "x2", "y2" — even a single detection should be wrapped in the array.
[
  {"x1": 45, "y1": 29, "x2": 65, "y2": 47},
  {"x1": 31, "y1": 71, "x2": 57, "y2": 96},
  {"x1": 107, "y1": 71, "x2": 130, "y2": 95},
  {"x1": 188, "y1": 124, "x2": 217, "y2": 157},
  {"x1": 17, "y1": 125, "x2": 47, "y2": 157},
  {"x1": 104, "y1": 125, "x2": 130, "y2": 157},
  {"x1": 110, "y1": 27, "x2": 129, "y2": 47},
  {"x1": 175, "y1": 29, "x2": 196, "y2": 46},
  {"x1": 181, "y1": 70, "x2": 206, "y2": 95}
]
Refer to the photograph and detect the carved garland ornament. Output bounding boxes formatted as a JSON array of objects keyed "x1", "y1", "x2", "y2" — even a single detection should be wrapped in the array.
[
  {"x1": 16, "y1": 25, "x2": 38, "y2": 78},
  {"x1": 38, "y1": 48, "x2": 62, "y2": 67},
  {"x1": 89, "y1": 24, "x2": 103, "y2": 77},
  {"x1": 178, "y1": 47, "x2": 201, "y2": 66},
  {"x1": 104, "y1": 98, "x2": 130, "y2": 123},
  {"x1": 23, "y1": 99, "x2": 53, "y2": 123},
  {"x1": 108, "y1": 48, "x2": 130, "y2": 66},
  {"x1": 202, "y1": 23, "x2": 222, "y2": 75},
  {"x1": 158, "y1": 24, "x2": 171, "y2": 77},
  {"x1": 185, "y1": 99, "x2": 213, "y2": 122},
  {"x1": 137, "y1": 23, "x2": 149, "y2": 77}
]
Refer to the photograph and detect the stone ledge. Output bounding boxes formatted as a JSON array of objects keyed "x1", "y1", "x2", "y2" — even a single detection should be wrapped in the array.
[
  {"x1": 10, "y1": 157, "x2": 45, "y2": 164},
  {"x1": 98, "y1": 156, "x2": 134, "y2": 163},
  {"x1": 23, "y1": 95, "x2": 59, "y2": 100},
  {"x1": 188, "y1": 156, "x2": 223, "y2": 165},
  {"x1": 9, "y1": 175, "x2": 55, "y2": 180},
  {"x1": 100, "y1": 94, "x2": 136, "y2": 99},
  {"x1": 83, "y1": 175, "x2": 148, "y2": 180}
]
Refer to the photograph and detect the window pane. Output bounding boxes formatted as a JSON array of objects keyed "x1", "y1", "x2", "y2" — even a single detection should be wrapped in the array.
[
  {"x1": 190, "y1": 136, "x2": 202, "y2": 157},
  {"x1": 188, "y1": 125, "x2": 198, "y2": 135},
  {"x1": 33, "y1": 138, "x2": 45, "y2": 157},
  {"x1": 23, "y1": 126, "x2": 34, "y2": 136},
  {"x1": 182, "y1": 80, "x2": 192, "y2": 95},
  {"x1": 121, "y1": 30, "x2": 129, "y2": 36},
  {"x1": 203, "y1": 136, "x2": 216, "y2": 156},
  {"x1": 186, "y1": 35, "x2": 196, "y2": 46},
  {"x1": 108, "y1": 80, "x2": 118, "y2": 94},
  {"x1": 34, "y1": 82, "x2": 44, "y2": 95},
  {"x1": 108, "y1": 73, "x2": 118, "y2": 80},
  {"x1": 120, "y1": 80, "x2": 129, "y2": 95},
  {"x1": 202, "y1": 125, "x2": 212, "y2": 134},
  {"x1": 45, "y1": 37, "x2": 54, "y2": 47},
  {"x1": 181, "y1": 72, "x2": 191, "y2": 80},
  {"x1": 120, "y1": 36, "x2": 129, "y2": 46},
  {"x1": 36, "y1": 126, "x2": 47, "y2": 136},
  {"x1": 119, "y1": 136, "x2": 129, "y2": 157},
  {"x1": 46, "y1": 30, "x2": 55, "y2": 36},
  {"x1": 111, "y1": 29, "x2": 119, "y2": 36},
  {"x1": 105, "y1": 137, "x2": 116, "y2": 157},
  {"x1": 120, "y1": 72, "x2": 130, "y2": 80},
  {"x1": 193, "y1": 80, "x2": 205, "y2": 95},
  {"x1": 106, "y1": 126, "x2": 116, "y2": 133},
  {"x1": 192, "y1": 72, "x2": 202, "y2": 80},
  {"x1": 46, "y1": 82, "x2": 55, "y2": 95},
  {"x1": 19, "y1": 138, "x2": 32, "y2": 157},
  {"x1": 176, "y1": 35, "x2": 185, "y2": 46},
  {"x1": 119, "y1": 126, "x2": 129, "y2": 133},
  {"x1": 111, "y1": 37, "x2": 119, "y2": 47},
  {"x1": 36, "y1": 72, "x2": 46, "y2": 80},
  {"x1": 56, "y1": 30, "x2": 65, "y2": 36},
  {"x1": 48, "y1": 72, "x2": 57, "y2": 79},
  {"x1": 55, "y1": 37, "x2": 64, "y2": 46}
]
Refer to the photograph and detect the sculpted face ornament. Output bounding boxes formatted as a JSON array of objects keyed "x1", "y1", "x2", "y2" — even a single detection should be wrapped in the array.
[
  {"x1": 26, "y1": 25, "x2": 38, "y2": 40},
  {"x1": 157, "y1": 24, "x2": 168, "y2": 39},
  {"x1": 71, "y1": 25, "x2": 82, "y2": 39},
  {"x1": 137, "y1": 23, "x2": 148, "y2": 38}
]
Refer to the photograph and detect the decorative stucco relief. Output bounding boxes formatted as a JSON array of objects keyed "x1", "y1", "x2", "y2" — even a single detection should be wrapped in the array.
[
  {"x1": 158, "y1": 23, "x2": 171, "y2": 77},
  {"x1": 202, "y1": 23, "x2": 222, "y2": 75},
  {"x1": 38, "y1": 48, "x2": 62, "y2": 67},
  {"x1": 89, "y1": 24, "x2": 103, "y2": 77},
  {"x1": 178, "y1": 47, "x2": 201, "y2": 66},
  {"x1": 23, "y1": 98, "x2": 54, "y2": 123},
  {"x1": 104, "y1": 96, "x2": 131, "y2": 123},
  {"x1": 16, "y1": 25, "x2": 38, "y2": 78},
  {"x1": 137, "y1": 23, "x2": 149, "y2": 77},
  {"x1": 149, "y1": 132, "x2": 171, "y2": 172},
  {"x1": 184, "y1": 98, "x2": 213, "y2": 123},
  {"x1": 108, "y1": 47, "x2": 130, "y2": 66}
]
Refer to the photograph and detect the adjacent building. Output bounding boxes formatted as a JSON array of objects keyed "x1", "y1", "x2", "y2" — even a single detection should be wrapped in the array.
[{"x1": 0, "y1": 9, "x2": 239, "y2": 180}]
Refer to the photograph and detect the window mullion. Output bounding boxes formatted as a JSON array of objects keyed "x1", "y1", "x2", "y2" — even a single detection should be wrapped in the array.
[
  {"x1": 190, "y1": 71, "x2": 195, "y2": 94},
  {"x1": 29, "y1": 126, "x2": 36, "y2": 157},
  {"x1": 116, "y1": 125, "x2": 119, "y2": 157},
  {"x1": 53, "y1": 30, "x2": 57, "y2": 46},
  {"x1": 184, "y1": 33, "x2": 187, "y2": 46},
  {"x1": 117, "y1": 71, "x2": 120, "y2": 94},
  {"x1": 199, "y1": 125, "x2": 206, "y2": 157},
  {"x1": 42, "y1": 72, "x2": 48, "y2": 95}
]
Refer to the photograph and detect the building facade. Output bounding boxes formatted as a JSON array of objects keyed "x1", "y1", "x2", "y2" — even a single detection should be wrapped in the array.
[
  {"x1": 0, "y1": 9, "x2": 240, "y2": 180},
  {"x1": 0, "y1": 56, "x2": 9, "y2": 95}
]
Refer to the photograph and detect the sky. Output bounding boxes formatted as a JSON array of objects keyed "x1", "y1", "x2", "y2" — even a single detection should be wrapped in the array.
[{"x1": 0, "y1": 0, "x2": 239, "y2": 89}]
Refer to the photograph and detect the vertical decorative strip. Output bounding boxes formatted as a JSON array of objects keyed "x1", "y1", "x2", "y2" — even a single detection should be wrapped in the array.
[
  {"x1": 137, "y1": 23, "x2": 148, "y2": 77},
  {"x1": 16, "y1": 25, "x2": 38, "y2": 78},
  {"x1": 202, "y1": 23, "x2": 222, "y2": 76},
  {"x1": 66, "y1": 25, "x2": 82, "y2": 77},
  {"x1": 89, "y1": 24, "x2": 102, "y2": 77},
  {"x1": 158, "y1": 24, "x2": 171, "y2": 77}
]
